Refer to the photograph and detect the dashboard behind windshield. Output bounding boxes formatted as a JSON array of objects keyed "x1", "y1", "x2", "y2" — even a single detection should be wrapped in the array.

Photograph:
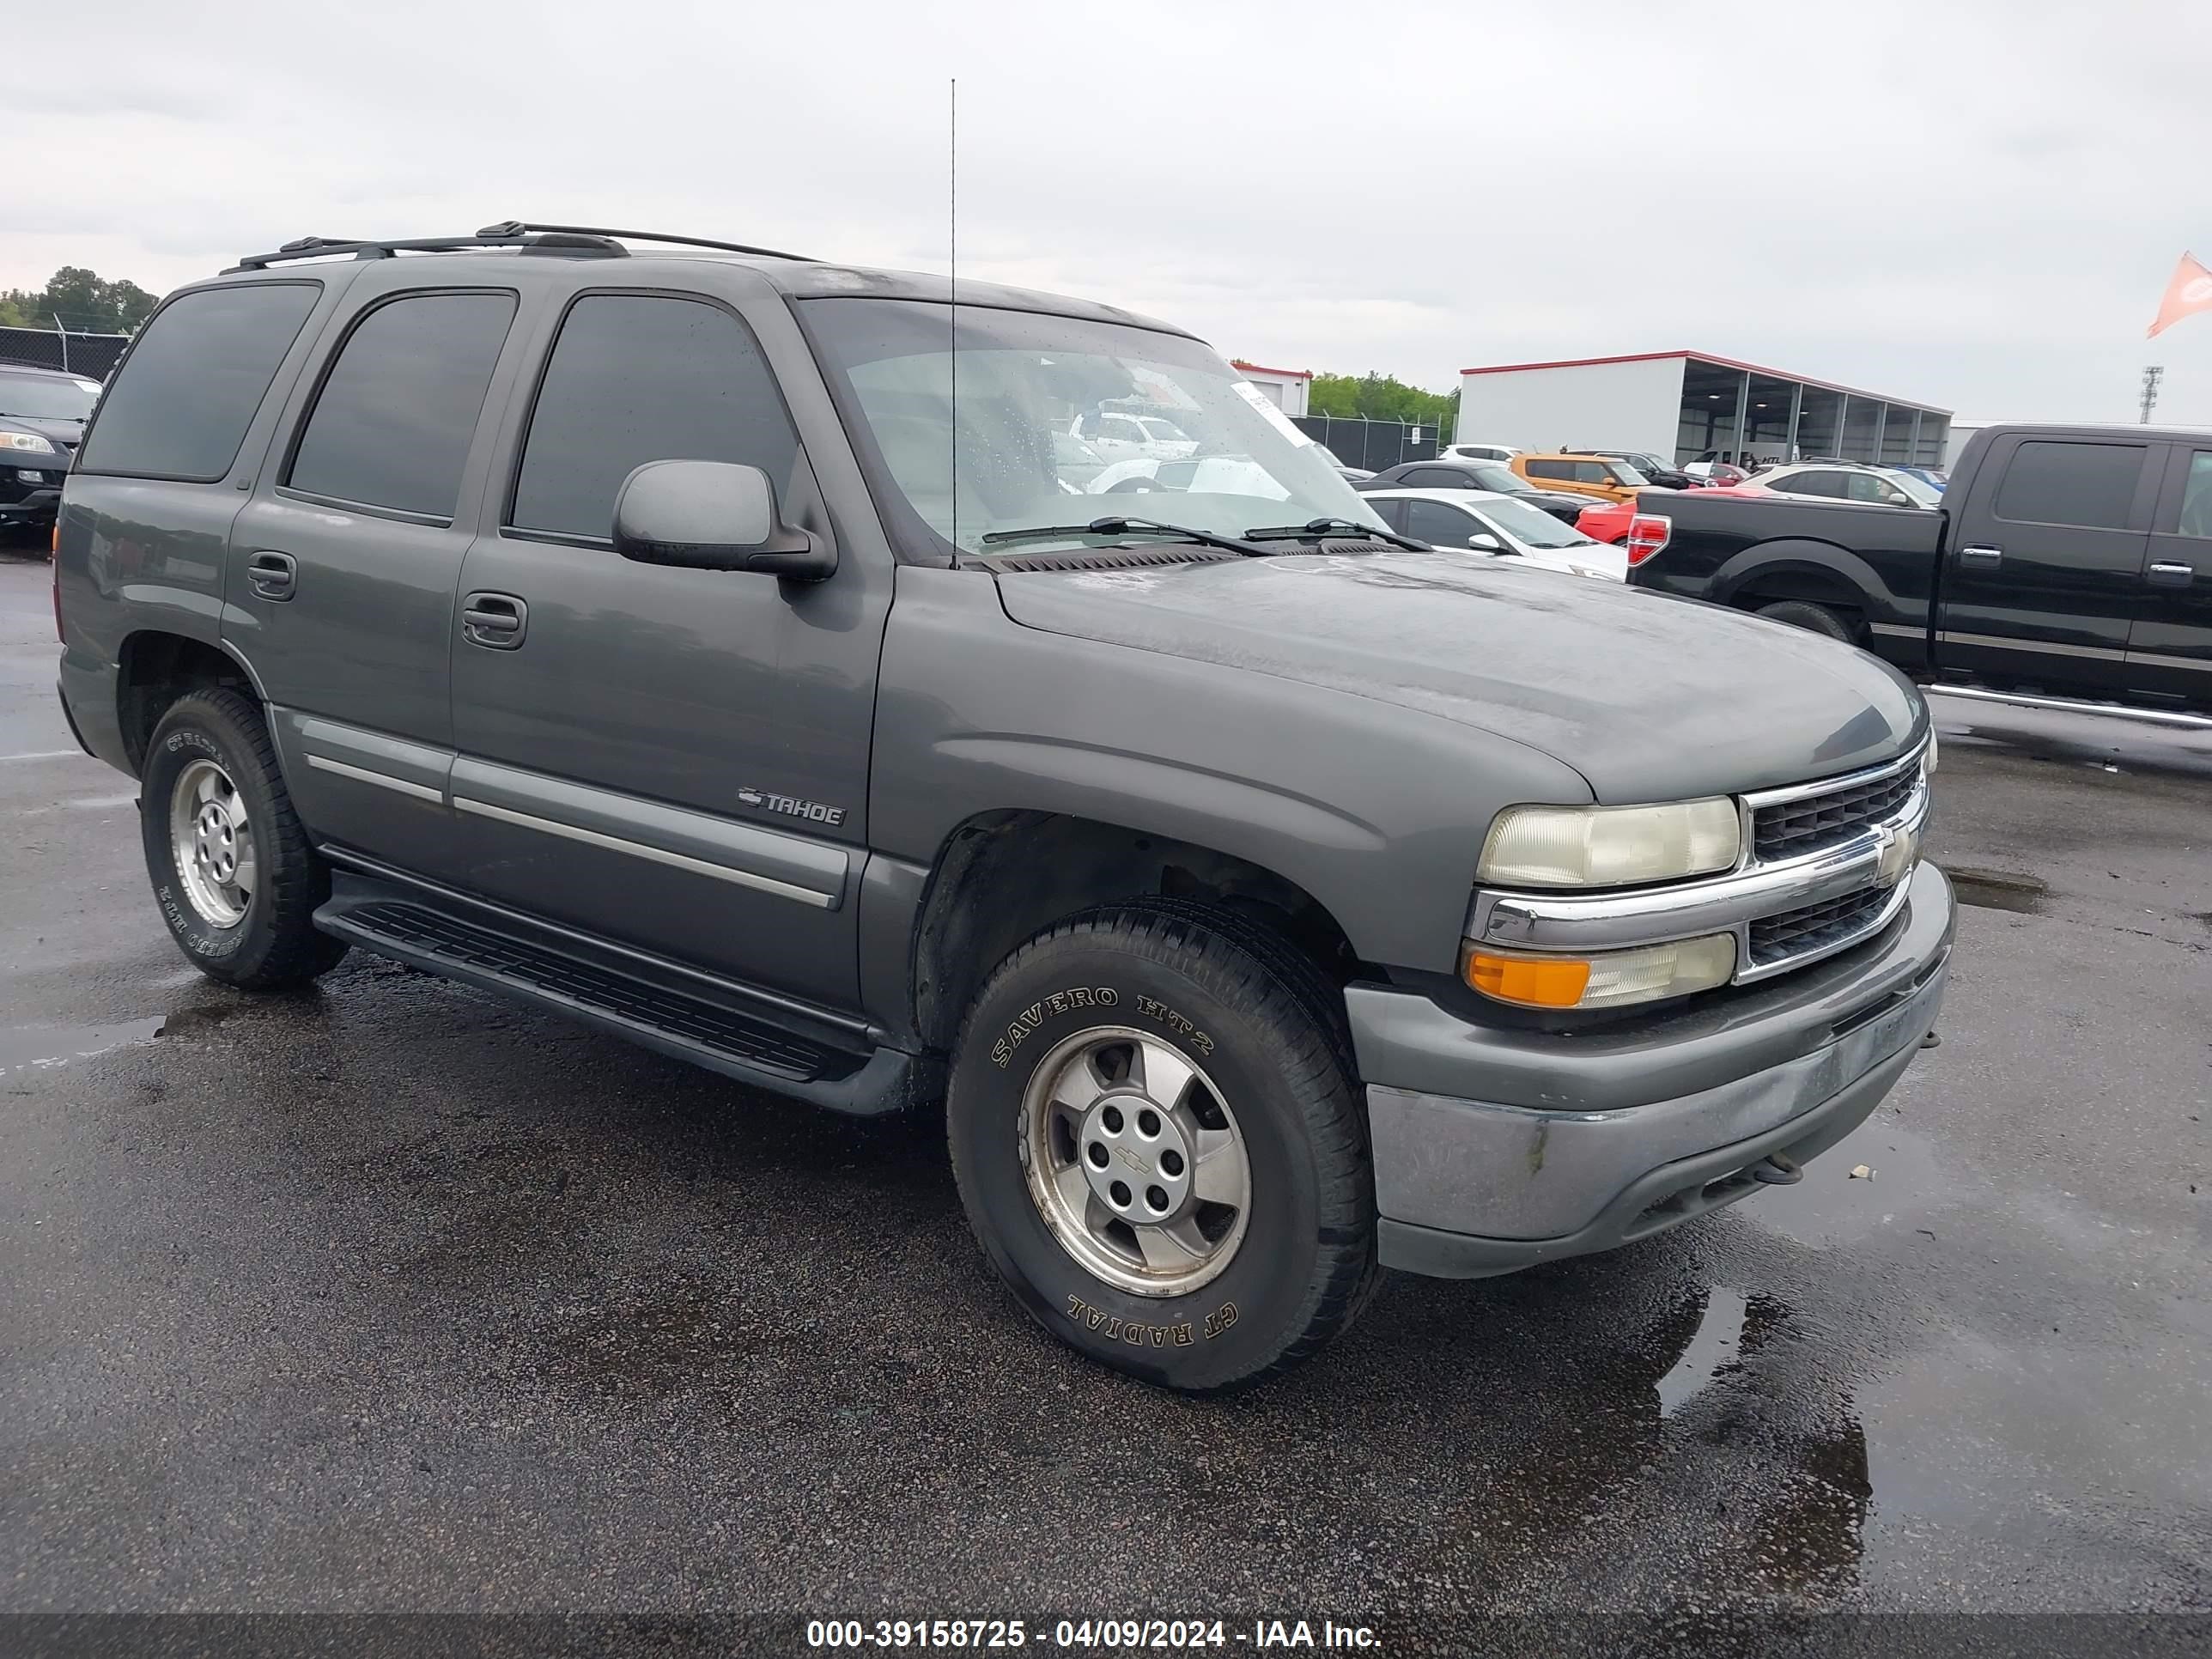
[{"x1": 800, "y1": 299, "x2": 1384, "y2": 556}]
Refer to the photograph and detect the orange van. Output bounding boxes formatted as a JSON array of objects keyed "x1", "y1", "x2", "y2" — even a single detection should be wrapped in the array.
[{"x1": 1511, "y1": 452, "x2": 1648, "y2": 503}]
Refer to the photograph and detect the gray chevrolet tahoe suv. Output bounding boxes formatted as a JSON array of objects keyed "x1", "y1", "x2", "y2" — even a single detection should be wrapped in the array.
[{"x1": 53, "y1": 222, "x2": 1954, "y2": 1390}]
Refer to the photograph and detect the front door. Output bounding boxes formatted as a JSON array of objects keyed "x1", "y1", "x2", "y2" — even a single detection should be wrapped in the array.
[
  {"x1": 449, "y1": 287, "x2": 889, "y2": 1011},
  {"x1": 1936, "y1": 432, "x2": 2158, "y2": 695},
  {"x1": 226, "y1": 276, "x2": 526, "y2": 881},
  {"x1": 2129, "y1": 443, "x2": 2212, "y2": 702}
]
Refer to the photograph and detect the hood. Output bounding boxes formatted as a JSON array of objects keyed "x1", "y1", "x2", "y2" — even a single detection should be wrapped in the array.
[
  {"x1": 994, "y1": 552, "x2": 1925, "y2": 802},
  {"x1": 0, "y1": 411, "x2": 83, "y2": 447}
]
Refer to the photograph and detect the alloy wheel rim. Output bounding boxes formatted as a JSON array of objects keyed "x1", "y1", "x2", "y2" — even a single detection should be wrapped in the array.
[
  {"x1": 168, "y1": 758, "x2": 256, "y2": 929},
  {"x1": 1019, "y1": 1024, "x2": 1252, "y2": 1297}
]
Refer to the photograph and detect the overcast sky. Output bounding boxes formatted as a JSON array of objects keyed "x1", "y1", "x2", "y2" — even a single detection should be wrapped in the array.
[{"x1": 13, "y1": 0, "x2": 2212, "y2": 423}]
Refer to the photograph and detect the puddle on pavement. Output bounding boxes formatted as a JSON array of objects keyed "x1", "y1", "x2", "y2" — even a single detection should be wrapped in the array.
[
  {"x1": 1942, "y1": 864, "x2": 2048, "y2": 915},
  {"x1": 1656, "y1": 1285, "x2": 1747, "y2": 1418},
  {"x1": 0, "y1": 1017, "x2": 167, "y2": 1079}
]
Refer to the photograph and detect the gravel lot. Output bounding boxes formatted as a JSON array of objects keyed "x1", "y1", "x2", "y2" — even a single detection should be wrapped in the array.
[{"x1": 2, "y1": 547, "x2": 2206, "y2": 1651}]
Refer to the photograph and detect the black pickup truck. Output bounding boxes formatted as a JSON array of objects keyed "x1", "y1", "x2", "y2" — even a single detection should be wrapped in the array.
[{"x1": 1627, "y1": 423, "x2": 2212, "y2": 714}]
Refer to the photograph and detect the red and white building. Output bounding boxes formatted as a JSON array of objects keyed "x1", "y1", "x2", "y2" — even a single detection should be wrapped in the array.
[{"x1": 1230, "y1": 360, "x2": 1313, "y2": 419}]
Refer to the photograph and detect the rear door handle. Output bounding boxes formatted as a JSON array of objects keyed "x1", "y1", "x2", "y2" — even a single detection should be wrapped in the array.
[
  {"x1": 1960, "y1": 544, "x2": 2003, "y2": 568},
  {"x1": 246, "y1": 550, "x2": 297, "y2": 600},
  {"x1": 2147, "y1": 561, "x2": 2196, "y2": 587},
  {"x1": 461, "y1": 591, "x2": 528, "y2": 649}
]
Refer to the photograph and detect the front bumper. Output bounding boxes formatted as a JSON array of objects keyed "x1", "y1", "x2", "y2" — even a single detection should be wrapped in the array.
[{"x1": 1354, "y1": 860, "x2": 1954, "y2": 1277}]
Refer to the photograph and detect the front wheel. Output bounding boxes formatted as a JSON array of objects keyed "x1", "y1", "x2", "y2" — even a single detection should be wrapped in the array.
[{"x1": 947, "y1": 903, "x2": 1377, "y2": 1391}]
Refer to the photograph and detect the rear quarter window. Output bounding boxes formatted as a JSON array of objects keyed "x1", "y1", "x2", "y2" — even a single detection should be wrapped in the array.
[{"x1": 76, "y1": 283, "x2": 320, "y2": 482}]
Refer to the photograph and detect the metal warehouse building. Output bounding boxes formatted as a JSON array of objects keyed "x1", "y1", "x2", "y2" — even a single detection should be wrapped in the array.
[{"x1": 1457, "y1": 350, "x2": 1951, "y2": 471}]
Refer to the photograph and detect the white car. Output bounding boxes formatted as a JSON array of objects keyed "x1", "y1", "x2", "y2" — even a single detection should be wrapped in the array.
[
  {"x1": 1358, "y1": 487, "x2": 1627, "y2": 580},
  {"x1": 1442, "y1": 441, "x2": 1524, "y2": 464},
  {"x1": 1746, "y1": 463, "x2": 1942, "y2": 509},
  {"x1": 1071, "y1": 410, "x2": 1200, "y2": 464},
  {"x1": 1087, "y1": 454, "x2": 1291, "y2": 501}
]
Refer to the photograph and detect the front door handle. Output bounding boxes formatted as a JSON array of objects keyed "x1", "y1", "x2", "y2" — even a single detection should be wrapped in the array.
[
  {"x1": 2148, "y1": 561, "x2": 2196, "y2": 587},
  {"x1": 461, "y1": 591, "x2": 528, "y2": 649},
  {"x1": 246, "y1": 550, "x2": 297, "y2": 600},
  {"x1": 1960, "y1": 544, "x2": 2003, "y2": 568}
]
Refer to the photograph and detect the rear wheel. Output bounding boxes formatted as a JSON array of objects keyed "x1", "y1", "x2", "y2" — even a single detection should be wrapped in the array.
[
  {"x1": 140, "y1": 688, "x2": 349, "y2": 989},
  {"x1": 1755, "y1": 599, "x2": 1856, "y2": 643},
  {"x1": 947, "y1": 902, "x2": 1377, "y2": 1391}
]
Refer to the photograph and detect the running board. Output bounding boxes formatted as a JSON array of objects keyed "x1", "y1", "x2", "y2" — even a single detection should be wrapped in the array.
[
  {"x1": 315, "y1": 882, "x2": 923, "y2": 1115},
  {"x1": 1927, "y1": 685, "x2": 2212, "y2": 731}
]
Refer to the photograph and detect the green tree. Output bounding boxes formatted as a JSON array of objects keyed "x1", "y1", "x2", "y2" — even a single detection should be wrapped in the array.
[
  {"x1": 6, "y1": 267, "x2": 161, "y2": 334},
  {"x1": 1308, "y1": 371, "x2": 1458, "y2": 440}
]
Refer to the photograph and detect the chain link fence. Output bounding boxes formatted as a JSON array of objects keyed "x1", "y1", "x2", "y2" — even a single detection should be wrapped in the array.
[
  {"x1": 0, "y1": 326, "x2": 130, "y2": 380},
  {"x1": 1291, "y1": 414, "x2": 1441, "y2": 472}
]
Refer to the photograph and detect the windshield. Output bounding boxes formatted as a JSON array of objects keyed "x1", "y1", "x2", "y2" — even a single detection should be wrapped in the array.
[
  {"x1": 1466, "y1": 463, "x2": 1529, "y2": 493},
  {"x1": 802, "y1": 298, "x2": 1382, "y2": 555},
  {"x1": 0, "y1": 372, "x2": 98, "y2": 421},
  {"x1": 1607, "y1": 461, "x2": 1650, "y2": 486},
  {"x1": 1471, "y1": 495, "x2": 1595, "y2": 549}
]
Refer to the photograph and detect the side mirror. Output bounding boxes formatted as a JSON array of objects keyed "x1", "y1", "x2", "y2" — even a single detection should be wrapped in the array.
[
  {"x1": 1466, "y1": 532, "x2": 1504, "y2": 551},
  {"x1": 612, "y1": 459, "x2": 836, "y2": 580}
]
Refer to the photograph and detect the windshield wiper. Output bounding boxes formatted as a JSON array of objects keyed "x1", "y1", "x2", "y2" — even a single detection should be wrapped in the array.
[
  {"x1": 1242, "y1": 517, "x2": 1427, "y2": 552},
  {"x1": 978, "y1": 515, "x2": 1266, "y2": 556}
]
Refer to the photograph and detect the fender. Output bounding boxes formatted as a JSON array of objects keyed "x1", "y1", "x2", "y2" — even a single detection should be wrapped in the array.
[{"x1": 1707, "y1": 533, "x2": 1932, "y2": 645}]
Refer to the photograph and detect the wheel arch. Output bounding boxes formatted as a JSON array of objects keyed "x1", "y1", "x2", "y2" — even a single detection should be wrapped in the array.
[
  {"x1": 114, "y1": 629, "x2": 269, "y2": 775},
  {"x1": 906, "y1": 809, "x2": 1365, "y2": 1056},
  {"x1": 1711, "y1": 540, "x2": 1888, "y2": 626}
]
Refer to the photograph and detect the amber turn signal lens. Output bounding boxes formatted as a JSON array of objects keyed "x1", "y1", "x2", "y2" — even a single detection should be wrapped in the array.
[{"x1": 1463, "y1": 951, "x2": 1592, "y2": 1009}]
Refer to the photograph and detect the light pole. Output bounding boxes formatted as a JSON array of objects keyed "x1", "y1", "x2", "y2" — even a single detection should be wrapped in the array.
[{"x1": 2140, "y1": 365, "x2": 2164, "y2": 424}]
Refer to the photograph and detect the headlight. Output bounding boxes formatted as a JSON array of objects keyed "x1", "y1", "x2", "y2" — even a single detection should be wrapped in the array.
[
  {"x1": 1463, "y1": 933, "x2": 1737, "y2": 1010},
  {"x1": 1479, "y1": 798, "x2": 1741, "y2": 888},
  {"x1": 0, "y1": 429, "x2": 57, "y2": 455}
]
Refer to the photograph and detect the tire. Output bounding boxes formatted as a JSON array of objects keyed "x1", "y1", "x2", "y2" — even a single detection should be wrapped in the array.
[
  {"x1": 947, "y1": 902, "x2": 1377, "y2": 1392},
  {"x1": 1756, "y1": 599, "x2": 1856, "y2": 643},
  {"x1": 139, "y1": 687, "x2": 349, "y2": 990}
]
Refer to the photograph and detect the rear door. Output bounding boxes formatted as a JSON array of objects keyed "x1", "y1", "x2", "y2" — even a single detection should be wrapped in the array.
[
  {"x1": 448, "y1": 278, "x2": 888, "y2": 1010},
  {"x1": 226, "y1": 269, "x2": 529, "y2": 878},
  {"x1": 2128, "y1": 443, "x2": 2212, "y2": 700},
  {"x1": 1936, "y1": 433, "x2": 2158, "y2": 692}
]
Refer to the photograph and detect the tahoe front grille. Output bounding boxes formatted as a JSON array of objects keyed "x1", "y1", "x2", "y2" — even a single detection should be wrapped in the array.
[
  {"x1": 1753, "y1": 764, "x2": 1918, "y2": 862},
  {"x1": 1747, "y1": 885, "x2": 1892, "y2": 967}
]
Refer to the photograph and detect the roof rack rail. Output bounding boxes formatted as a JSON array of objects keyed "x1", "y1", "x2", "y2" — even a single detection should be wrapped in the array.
[
  {"x1": 477, "y1": 222, "x2": 820, "y2": 261},
  {"x1": 225, "y1": 228, "x2": 630, "y2": 273},
  {"x1": 223, "y1": 222, "x2": 819, "y2": 274}
]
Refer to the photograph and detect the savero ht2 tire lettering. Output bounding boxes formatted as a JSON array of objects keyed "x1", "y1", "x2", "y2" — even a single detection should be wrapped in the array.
[
  {"x1": 948, "y1": 902, "x2": 1377, "y2": 1391},
  {"x1": 139, "y1": 688, "x2": 348, "y2": 991}
]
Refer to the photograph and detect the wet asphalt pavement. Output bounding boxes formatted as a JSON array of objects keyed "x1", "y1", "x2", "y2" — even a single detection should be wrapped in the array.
[{"x1": 1, "y1": 547, "x2": 2207, "y2": 1647}]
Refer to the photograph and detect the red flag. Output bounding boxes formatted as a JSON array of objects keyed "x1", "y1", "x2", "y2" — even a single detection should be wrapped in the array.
[{"x1": 2148, "y1": 252, "x2": 2212, "y2": 337}]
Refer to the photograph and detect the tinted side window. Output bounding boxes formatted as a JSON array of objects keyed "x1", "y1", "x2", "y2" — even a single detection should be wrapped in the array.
[
  {"x1": 1524, "y1": 459, "x2": 1570, "y2": 480},
  {"x1": 1398, "y1": 467, "x2": 1455, "y2": 486},
  {"x1": 1993, "y1": 441, "x2": 2144, "y2": 530},
  {"x1": 288, "y1": 292, "x2": 515, "y2": 518},
  {"x1": 2167, "y1": 452, "x2": 2212, "y2": 539},
  {"x1": 1776, "y1": 471, "x2": 1839, "y2": 498},
  {"x1": 512, "y1": 295, "x2": 800, "y2": 542},
  {"x1": 1573, "y1": 461, "x2": 1610, "y2": 483},
  {"x1": 1404, "y1": 500, "x2": 1477, "y2": 545},
  {"x1": 76, "y1": 283, "x2": 319, "y2": 481}
]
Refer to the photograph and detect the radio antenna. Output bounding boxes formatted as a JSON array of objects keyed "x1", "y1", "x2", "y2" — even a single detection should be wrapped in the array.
[{"x1": 949, "y1": 76, "x2": 958, "y2": 549}]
